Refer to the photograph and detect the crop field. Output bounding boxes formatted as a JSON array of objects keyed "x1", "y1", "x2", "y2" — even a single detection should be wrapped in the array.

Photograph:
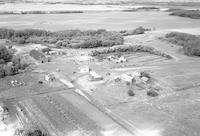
[
  {"x1": 32, "y1": 94, "x2": 101, "y2": 135},
  {"x1": 1, "y1": 11, "x2": 200, "y2": 31}
]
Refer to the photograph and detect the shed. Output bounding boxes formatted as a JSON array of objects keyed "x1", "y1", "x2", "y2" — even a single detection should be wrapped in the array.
[
  {"x1": 88, "y1": 71, "x2": 103, "y2": 81},
  {"x1": 120, "y1": 74, "x2": 135, "y2": 83},
  {"x1": 49, "y1": 51, "x2": 56, "y2": 55},
  {"x1": 45, "y1": 74, "x2": 55, "y2": 82},
  {"x1": 79, "y1": 66, "x2": 91, "y2": 73},
  {"x1": 131, "y1": 71, "x2": 141, "y2": 77}
]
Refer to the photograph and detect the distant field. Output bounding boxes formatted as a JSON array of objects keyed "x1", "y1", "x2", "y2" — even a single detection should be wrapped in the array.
[{"x1": 1, "y1": 11, "x2": 200, "y2": 31}]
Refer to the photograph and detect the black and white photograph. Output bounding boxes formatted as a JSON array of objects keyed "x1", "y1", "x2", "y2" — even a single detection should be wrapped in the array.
[{"x1": 0, "y1": 0, "x2": 200, "y2": 136}]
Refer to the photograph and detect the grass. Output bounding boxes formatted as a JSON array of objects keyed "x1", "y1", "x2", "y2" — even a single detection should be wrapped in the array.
[{"x1": 165, "y1": 32, "x2": 200, "y2": 56}]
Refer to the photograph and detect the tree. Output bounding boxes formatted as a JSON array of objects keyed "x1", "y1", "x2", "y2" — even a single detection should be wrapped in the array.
[
  {"x1": 128, "y1": 89, "x2": 135, "y2": 96},
  {"x1": 0, "y1": 59, "x2": 5, "y2": 64},
  {"x1": 12, "y1": 56, "x2": 21, "y2": 70},
  {"x1": 0, "y1": 64, "x2": 5, "y2": 78},
  {"x1": 0, "y1": 46, "x2": 13, "y2": 63},
  {"x1": 147, "y1": 90, "x2": 159, "y2": 97},
  {"x1": 25, "y1": 129, "x2": 48, "y2": 136},
  {"x1": 5, "y1": 62, "x2": 15, "y2": 76}
]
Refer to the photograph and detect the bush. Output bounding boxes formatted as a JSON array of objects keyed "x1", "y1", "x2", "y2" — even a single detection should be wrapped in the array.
[
  {"x1": 55, "y1": 40, "x2": 63, "y2": 47},
  {"x1": 169, "y1": 9, "x2": 200, "y2": 19},
  {"x1": 132, "y1": 26, "x2": 146, "y2": 35},
  {"x1": 90, "y1": 45, "x2": 173, "y2": 59},
  {"x1": 17, "y1": 37, "x2": 26, "y2": 44},
  {"x1": 0, "y1": 59, "x2": 5, "y2": 64},
  {"x1": 0, "y1": 64, "x2": 5, "y2": 78},
  {"x1": 25, "y1": 129, "x2": 47, "y2": 136},
  {"x1": 165, "y1": 32, "x2": 200, "y2": 56},
  {"x1": 27, "y1": 36, "x2": 44, "y2": 44},
  {"x1": 41, "y1": 48, "x2": 52, "y2": 53},
  {"x1": 140, "y1": 71, "x2": 151, "y2": 78},
  {"x1": 0, "y1": 28, "x2": 15, "y2": 39},
  {"x1": 0, "y1": 46, "x2": 27, "y2": 78},
  {"x1": 120, "y1": 26, "x2": 150, "y2": 36},
  {"x1": 0, "y1": 46, "x2": 13, "y2": 63},
  {"x1": 183, "y1": 40, "x2": 200, "y2": 56},
  {"x1": 128, "y1": 90, "x2": 135, "y2": 96},
  {"x1": 147, "y1": 90, "x2": 159, "y2": 97}
]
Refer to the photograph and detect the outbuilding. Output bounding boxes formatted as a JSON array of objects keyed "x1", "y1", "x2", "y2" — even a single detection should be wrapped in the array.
[
  {"x1": 120, "y1": 74, "x2": 135, "y2": 83},
  {"x1": 79, "y1": 66, "x2": 91, "y2": 73},
  {"x1": 88, "y1": 71, "x2": 103, "y2": 81},
  {"x1": 45, "y1": 74, "x2": 55, "y2": 82}
]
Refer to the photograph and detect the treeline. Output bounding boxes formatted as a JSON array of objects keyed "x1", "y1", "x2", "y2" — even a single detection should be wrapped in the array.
[
  {"x1": 119, "y1": 26, "x2": 151, "y2": 36},
  {"x1": 0, "y1": 28, "x2": 124, "y2": 48},
  {"x1": 90, "y1": 45, "x2": 172, "y2": 59},
  {"x1": 168, "y1": 9, "x2": 200, "y2": 19},
  {"x1": 123, "y1": 7, "x2": 160, "y2": 12},
  {"x1": 0, "y1": 46, "x2": 27, "y2": 78},
  {"x1": 0, "y1": 11, "x2": 83, "y2": 15},
  {"x1": 165, "y1": 32, "x2": 200, "y2": 56},
  {"x1": 21, "y1": 10, "x2": 83, "y2": 14}
]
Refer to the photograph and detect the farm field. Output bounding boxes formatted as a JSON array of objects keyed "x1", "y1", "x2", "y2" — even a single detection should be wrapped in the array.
[{"x1": 0, "y1": 11, "x2": 200, "y2": 31}]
